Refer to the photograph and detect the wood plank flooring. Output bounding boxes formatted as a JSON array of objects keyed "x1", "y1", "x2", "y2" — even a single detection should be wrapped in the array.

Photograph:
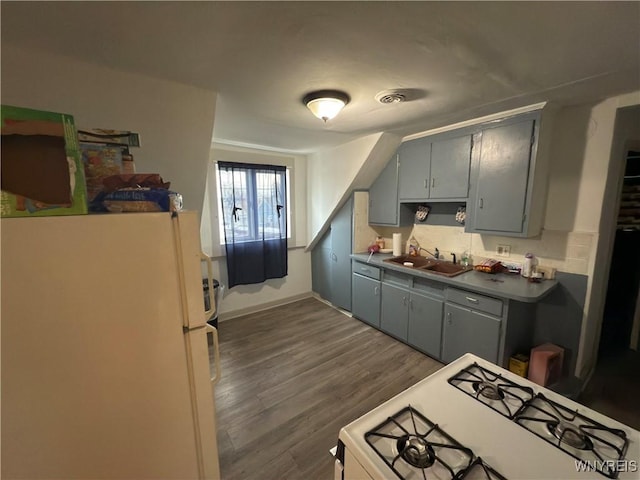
[{"x1": 212, "y1": 297, "x2": 443, "y2": 480}]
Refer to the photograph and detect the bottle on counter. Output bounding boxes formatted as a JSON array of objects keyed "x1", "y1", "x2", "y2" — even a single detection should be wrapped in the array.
[
  {"x1": 522, "y1": 253, "x2": 538, "y2": 278},
  {"x1": 376, "y1": 236, "x2": 385, "y2": 249},
  {"x1": 461, "y1": 250, "x2": 471, "y2": 267}
]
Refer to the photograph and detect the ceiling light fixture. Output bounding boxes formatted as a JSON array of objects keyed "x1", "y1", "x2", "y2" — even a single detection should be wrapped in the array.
[{"x1": 303, "y1": 90, "x2": 350, "y2": 122}]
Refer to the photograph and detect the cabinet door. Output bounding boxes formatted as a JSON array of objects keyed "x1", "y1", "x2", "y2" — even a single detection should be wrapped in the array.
[
  {"x1": 471, "y1": 119, "x2": 534, "y2": 234},
  {"x1": 430, "y1": 135, "x2": 471, "y2": 199},
  {"x1": 442, "y1": 303, "x2": 501, "y2": 364},
  {"x1": 330, "y1": 197, "x2": 353, "y2": 311},
  {"x1": 352, "y1": 274, "x2": 381, "y2": 328},
  {"x1": 398, "y1": 138, "x2": 431, "y2": 201},
  {"x1": 369, "y1": 154, "x2": 399, "y2": 225},
  {"x1": 407, "y1": 293, "x2": 444, "y2": 359},
  {"x1": 311, "y1": 229, "x2": 331, "y2": 301},
  {"x1": 380, "y1": 283, "x2": 409, "y2": 341}
]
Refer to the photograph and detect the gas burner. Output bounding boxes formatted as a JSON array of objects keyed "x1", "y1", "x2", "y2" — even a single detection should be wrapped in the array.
[
  {"x1": 546, "y1": 421, "x2": 593, "y2": 451},
  {"x1": 397, "y1": 435, "x2": 435, "y2": 468},
  {"x1": 515, "y1": 393, "x2": 629, "y2": 479},
  {"x1": 448, "y1": 363, "x2": 534, "y2": 418},
  {"x1": 473, "y1": 381, "x2": 505, "y2": 400}
]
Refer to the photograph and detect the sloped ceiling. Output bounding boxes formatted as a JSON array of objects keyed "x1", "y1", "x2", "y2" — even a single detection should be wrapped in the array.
[{"x1": 1, "y1": 1, "x2": 639, "y2": 153}]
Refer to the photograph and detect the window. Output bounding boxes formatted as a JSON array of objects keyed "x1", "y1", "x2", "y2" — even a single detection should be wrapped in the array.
[
  {"x1": 216, "y1": 163, "x2": 291, "y2": 244},
  {"x1": 216, "y1": 161, "x2": 289, "y2": 288}
]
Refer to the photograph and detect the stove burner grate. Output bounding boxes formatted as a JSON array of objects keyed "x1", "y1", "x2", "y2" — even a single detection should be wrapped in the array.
[
  {"x1": 515, "y1": 393, "x2": 629, "y2": 479},
  {"x1": 448, "y1": 362, "x2": 534, "y2": 418},
  {"x1": 365, "y1": 406, "x2": 475, "y2": 480}
]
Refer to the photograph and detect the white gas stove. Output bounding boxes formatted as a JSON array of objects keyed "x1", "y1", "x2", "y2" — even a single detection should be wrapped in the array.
[{"x1": 336, "y1": 353, "x2": 640, "y2": 480}]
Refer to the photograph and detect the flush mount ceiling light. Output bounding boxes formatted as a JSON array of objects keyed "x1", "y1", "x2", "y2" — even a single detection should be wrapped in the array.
[{"x1": 303, "y1": 90, "x2": 350, "y2": 122}]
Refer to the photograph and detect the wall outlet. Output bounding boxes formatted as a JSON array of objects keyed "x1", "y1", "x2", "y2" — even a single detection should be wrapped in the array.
[{"x1": 496, "y1": 244, "x2": 511, "y2": 257}]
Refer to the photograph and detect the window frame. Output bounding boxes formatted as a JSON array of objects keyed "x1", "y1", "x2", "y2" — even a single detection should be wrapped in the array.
[{"x1": 215, "y1": 162, "x2": 292, "y2": 246}]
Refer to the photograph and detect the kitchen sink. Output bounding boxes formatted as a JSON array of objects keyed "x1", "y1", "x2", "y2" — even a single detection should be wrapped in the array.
[
  {"x1": 383, "y1": 255, "x2": 472, "y2": 277},
  {"x1": 384, "y1": 255, "x2": 433, "y2": 269}
]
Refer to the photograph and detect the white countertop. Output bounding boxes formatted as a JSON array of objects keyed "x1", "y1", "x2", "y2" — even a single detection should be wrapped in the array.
[{"x1": 339, "y1": 353, "x2": 640, "y2": 480}]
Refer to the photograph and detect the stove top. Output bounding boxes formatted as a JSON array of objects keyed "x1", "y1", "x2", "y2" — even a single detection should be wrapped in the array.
[
  {"x1": 364, "y1": 406, "x2": 504, "y2": 480},
  {"x1": 338, "y1": 354, "x2": 640, "y2": 480}
]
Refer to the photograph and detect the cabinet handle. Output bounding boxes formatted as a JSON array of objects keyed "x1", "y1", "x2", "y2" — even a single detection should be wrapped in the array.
[
  {"x1": 374, "y1": 286, "x2": 379, "y2": 296},
  {"x1": 447, "y1": 312, "x2": 452, "y2": 325},
  {"x1": 432, "y1": 178, "x2": 435, "y2": 188},
  {"x1": 409, "y1": 298, "x2": 413, "y2": 309},
  {"x1": 424, "y1": 179, "x2": 428, "y2": 189},
  {"x1": 403, "y1": 296, "x2": 408, "y2": 306},
  {"x1": 361, "y1": 267, "x2": 370, "y2": 273},
  {"x1": 478, "y1": 198, "x2": 484, "y2": 209},
  {"x1": 465, "y1": 296, "x2": 479, "y2": 304}
]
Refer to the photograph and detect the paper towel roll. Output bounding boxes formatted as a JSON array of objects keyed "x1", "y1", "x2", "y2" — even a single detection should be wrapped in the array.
[{"x1": 392, "y1": 233, "x2": 402, "y2": 256}]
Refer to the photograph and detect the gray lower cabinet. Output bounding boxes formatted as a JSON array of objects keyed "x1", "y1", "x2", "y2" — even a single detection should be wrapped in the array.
[
  {"x1": 407, "y1": 293, "x2": 444, "y2": 359},
  {"x1": 311, "y1": 197, "x2": 353, "y2": 310},
  {"x1": 330, "y1": 196, "x2": 353, "y2": 311},
  {"x1": 442, "y1": 302, "x2": 501, "y2": 364},
  {"x1": 380, "y1": 283, "x2": 409, "y2": 341},
  {"x1": 352, "y1": 273, "x2": 381, "y2": 328}
]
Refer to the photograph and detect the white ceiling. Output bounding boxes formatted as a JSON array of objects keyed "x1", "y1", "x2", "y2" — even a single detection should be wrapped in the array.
[{"x1": 2, "y1": 1, "x2": 639, "y2": 154}]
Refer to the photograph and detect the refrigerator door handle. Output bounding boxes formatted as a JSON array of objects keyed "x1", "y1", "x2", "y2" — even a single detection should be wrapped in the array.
[
  {"x1": 206, "y1": 324, "x2": 221, "y2": 385},
  {"x1": 201, "y1": 251, "x2": 215, "y2": 320}
]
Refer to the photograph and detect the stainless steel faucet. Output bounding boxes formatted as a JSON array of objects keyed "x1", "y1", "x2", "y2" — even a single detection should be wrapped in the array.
[{"x1": 419, "y1": 246, "x2": 439, "y2": 259}]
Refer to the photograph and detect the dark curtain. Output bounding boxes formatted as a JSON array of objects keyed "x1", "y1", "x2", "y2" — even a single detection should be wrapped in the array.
[{"x1": 218, "y1": 161, "x2": 288, "y2": 288}]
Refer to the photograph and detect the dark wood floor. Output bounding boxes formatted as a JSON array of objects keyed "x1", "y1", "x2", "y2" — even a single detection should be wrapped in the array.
[
  {"x1": 212, "y1": 297, "x2": 443, "y2": 480},
  {"x1": 579, "y1": 348, "x2": 640, "y2": 430},
  {"x1": 212, "y1": 297, "x2": 639, "y2": 479}
]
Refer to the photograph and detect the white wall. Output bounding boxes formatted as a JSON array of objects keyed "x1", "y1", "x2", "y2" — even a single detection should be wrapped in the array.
[
  {"x1": 201, "y1": 144, "x2": 311, "y2": 319},
  {"x1": 1, "y1": 44, "x2": 217, "y2": 212},
  {"x1": 307, "y1": 132, "x2": 401, "y2": 247}
]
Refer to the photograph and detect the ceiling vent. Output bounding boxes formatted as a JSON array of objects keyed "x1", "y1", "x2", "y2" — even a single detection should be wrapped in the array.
[{"x1": 375, "y1": 90, "x2": 407, "y2": 104}]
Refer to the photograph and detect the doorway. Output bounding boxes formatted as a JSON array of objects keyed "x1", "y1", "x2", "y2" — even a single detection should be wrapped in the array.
[{"x1": 598, "y1": 149, "x2": 640, "y2": 358}]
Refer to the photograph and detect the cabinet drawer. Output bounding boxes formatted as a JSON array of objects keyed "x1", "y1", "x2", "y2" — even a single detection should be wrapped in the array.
[
  {"x1": 352, "y1": 262, "x2": 381, "y2": 280},
  {"x1": 445, "y1": 288, "x2": 503, "y2": 317}
]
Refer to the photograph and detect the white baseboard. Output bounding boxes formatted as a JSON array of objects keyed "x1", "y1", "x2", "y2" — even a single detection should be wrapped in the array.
[{"x1": 218, "y1": 292, "x2": 313, "y2": 321}]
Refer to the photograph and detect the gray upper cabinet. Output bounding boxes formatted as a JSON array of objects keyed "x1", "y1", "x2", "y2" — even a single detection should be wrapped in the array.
[
  {"x1": 369, "y1": 154, "x2": 399, "y2": 225},
  {"x1": 430, "y1": 135, "x2": 472, "y2": 199},
  {"x1": 398, "y1": 134, "x2": 472, "y2": 202},
  {"x1": 398, "y1": 138, "x2": 431, "y2": 201},
  {"x1": 466, "y1": 110, "x2": 552, "y2": 237}
]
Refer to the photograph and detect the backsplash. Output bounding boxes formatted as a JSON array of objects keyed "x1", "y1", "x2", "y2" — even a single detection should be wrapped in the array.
[
  {"x1": 351, "y1": 192, "x2": 594, "y2": 275},
  {"x1": 391, "y1": 224, "x2": 595, "y2": 275}
]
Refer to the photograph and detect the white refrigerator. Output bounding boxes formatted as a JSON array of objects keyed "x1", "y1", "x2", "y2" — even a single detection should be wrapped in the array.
[{"x1": 1, "y1": 211, "x2": 221, "y2": 479}]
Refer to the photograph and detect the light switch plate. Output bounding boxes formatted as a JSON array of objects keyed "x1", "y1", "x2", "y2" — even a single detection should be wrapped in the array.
[{"x1": 496, "y1": 244, "x2": 511, "y2": 257}]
